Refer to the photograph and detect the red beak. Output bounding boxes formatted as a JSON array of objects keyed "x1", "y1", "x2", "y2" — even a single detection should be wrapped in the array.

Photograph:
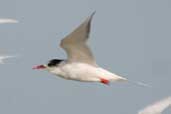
[{"x1": 32, "y1": 65, "x2": 46, "y2": 70}]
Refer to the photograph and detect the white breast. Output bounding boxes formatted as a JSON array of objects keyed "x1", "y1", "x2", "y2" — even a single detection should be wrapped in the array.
[{"x1": 49, "y1": 63, "x2": 126, "y2": 82}]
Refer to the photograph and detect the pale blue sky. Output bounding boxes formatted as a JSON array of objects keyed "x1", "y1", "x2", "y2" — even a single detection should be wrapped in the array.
[{"x1": 0, "y1": 0, "x2": 171, "y2": 114}]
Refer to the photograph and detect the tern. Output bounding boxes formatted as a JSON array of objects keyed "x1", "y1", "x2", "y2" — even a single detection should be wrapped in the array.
[
  {"x1": 33, "y1": 12, "x2": 149, "y2": 86},
  {"x1": 138, "y1": 96, "x2": 171, "y2": 114},
  {"x1": 0, "y1": 55, "x2": 17, "y2": 64},
  {"x1": 0, "y1": 18, "x2": 18, "y2": 24}
]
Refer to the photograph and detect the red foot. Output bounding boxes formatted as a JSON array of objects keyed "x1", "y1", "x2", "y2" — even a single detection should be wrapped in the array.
[{"x1": 100, "y1": 78, "x2": 110, "y2": 85}]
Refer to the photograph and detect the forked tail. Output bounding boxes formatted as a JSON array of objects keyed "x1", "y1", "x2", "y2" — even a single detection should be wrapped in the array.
[{"x1": 127, "y1": 79, "x2": 152, "y2": 88}]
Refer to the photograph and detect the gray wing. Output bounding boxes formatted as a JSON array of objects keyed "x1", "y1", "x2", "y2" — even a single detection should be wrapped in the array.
[
  {"x1": 138, "y1": 97, "x2": 171, "y2": 114},
  {"x1": 60, "y1": 12, "x2": 97, "y2": 66}
]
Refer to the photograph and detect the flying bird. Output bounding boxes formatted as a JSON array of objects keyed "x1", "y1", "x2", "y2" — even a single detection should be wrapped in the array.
[
  {"x1": 0, "y1": 18, "x2": 18, "y2": 24},
  {"x1": 0, "y1": 55, "x2": 17, "y2": 64},
  {"x1": 138, "y1": 97, "x2": 171, "y2": 114},
  {"x1": 33, "y1": 12, "x2": 149, "y2": 86}
]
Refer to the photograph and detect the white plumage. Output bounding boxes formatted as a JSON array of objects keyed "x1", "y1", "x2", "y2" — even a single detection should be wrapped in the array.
[
  {"x1": 0, "y1": 19, "x2": 18, "y2": 24},
  {"x1": 138, "y1": 97, "x2": 171, "y2": 114},
  {"x1": 33, "y1": 12, "x2": 149, "y2": 86},
  {"x1": 0, "y1": 55, "x2": 17, "y2": 64}
]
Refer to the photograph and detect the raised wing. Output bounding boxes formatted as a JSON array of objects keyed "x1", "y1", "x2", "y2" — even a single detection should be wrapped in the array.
[
  {"x1": 60, "y1": 12, "x2": 97, "y2": 66},
  {"x1": 138, "y1": 97, "x2": 171, "y2": 114}
]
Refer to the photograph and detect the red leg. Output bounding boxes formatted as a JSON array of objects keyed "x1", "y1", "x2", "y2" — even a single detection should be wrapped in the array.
[{"x1": 100, "y1": 78, "x2": 110, "y2": 85}]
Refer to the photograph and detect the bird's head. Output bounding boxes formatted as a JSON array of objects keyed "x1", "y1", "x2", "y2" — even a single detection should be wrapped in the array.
[{"x1": 32, "y1": 59, "x2": 64, "y2": 70}]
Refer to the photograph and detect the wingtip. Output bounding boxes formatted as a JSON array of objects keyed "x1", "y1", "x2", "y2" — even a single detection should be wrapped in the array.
[
  {"x1": 90, "y1": 11, "x2": 96, "y2": 18},
  {"x1": 10, "y1": 19, "x2": 19, "y2": 23},
  {"x1": 12, "y1": 20, "x2": 19, "y2": 23},
  {"x1": 138, "y1": 96, "x2": 171, "y2": 114},
  {"x1": 92, "y1": 11, "x2": 96, "y2": 16},
  {"x1": 0, "y1": 19, "x2": 19, "y2": 24},
  {"x1": 86, "y1": 11, "x2": 96, "y2": 21}
]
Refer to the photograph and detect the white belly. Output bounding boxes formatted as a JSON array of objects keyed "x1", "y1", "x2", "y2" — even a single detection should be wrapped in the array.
[{"x1": 50, "y1": 63, "x2": 127, "y2": 82}]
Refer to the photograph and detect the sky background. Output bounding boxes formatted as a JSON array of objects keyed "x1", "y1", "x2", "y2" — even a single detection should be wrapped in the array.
[{"x1": 0, "y1": 0, "x2": 171, "y2": 114}]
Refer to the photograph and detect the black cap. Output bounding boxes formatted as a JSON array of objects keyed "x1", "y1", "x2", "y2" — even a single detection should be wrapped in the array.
[{"x1": 47, "y1": 59, "x2": 64, "y2": 67}]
